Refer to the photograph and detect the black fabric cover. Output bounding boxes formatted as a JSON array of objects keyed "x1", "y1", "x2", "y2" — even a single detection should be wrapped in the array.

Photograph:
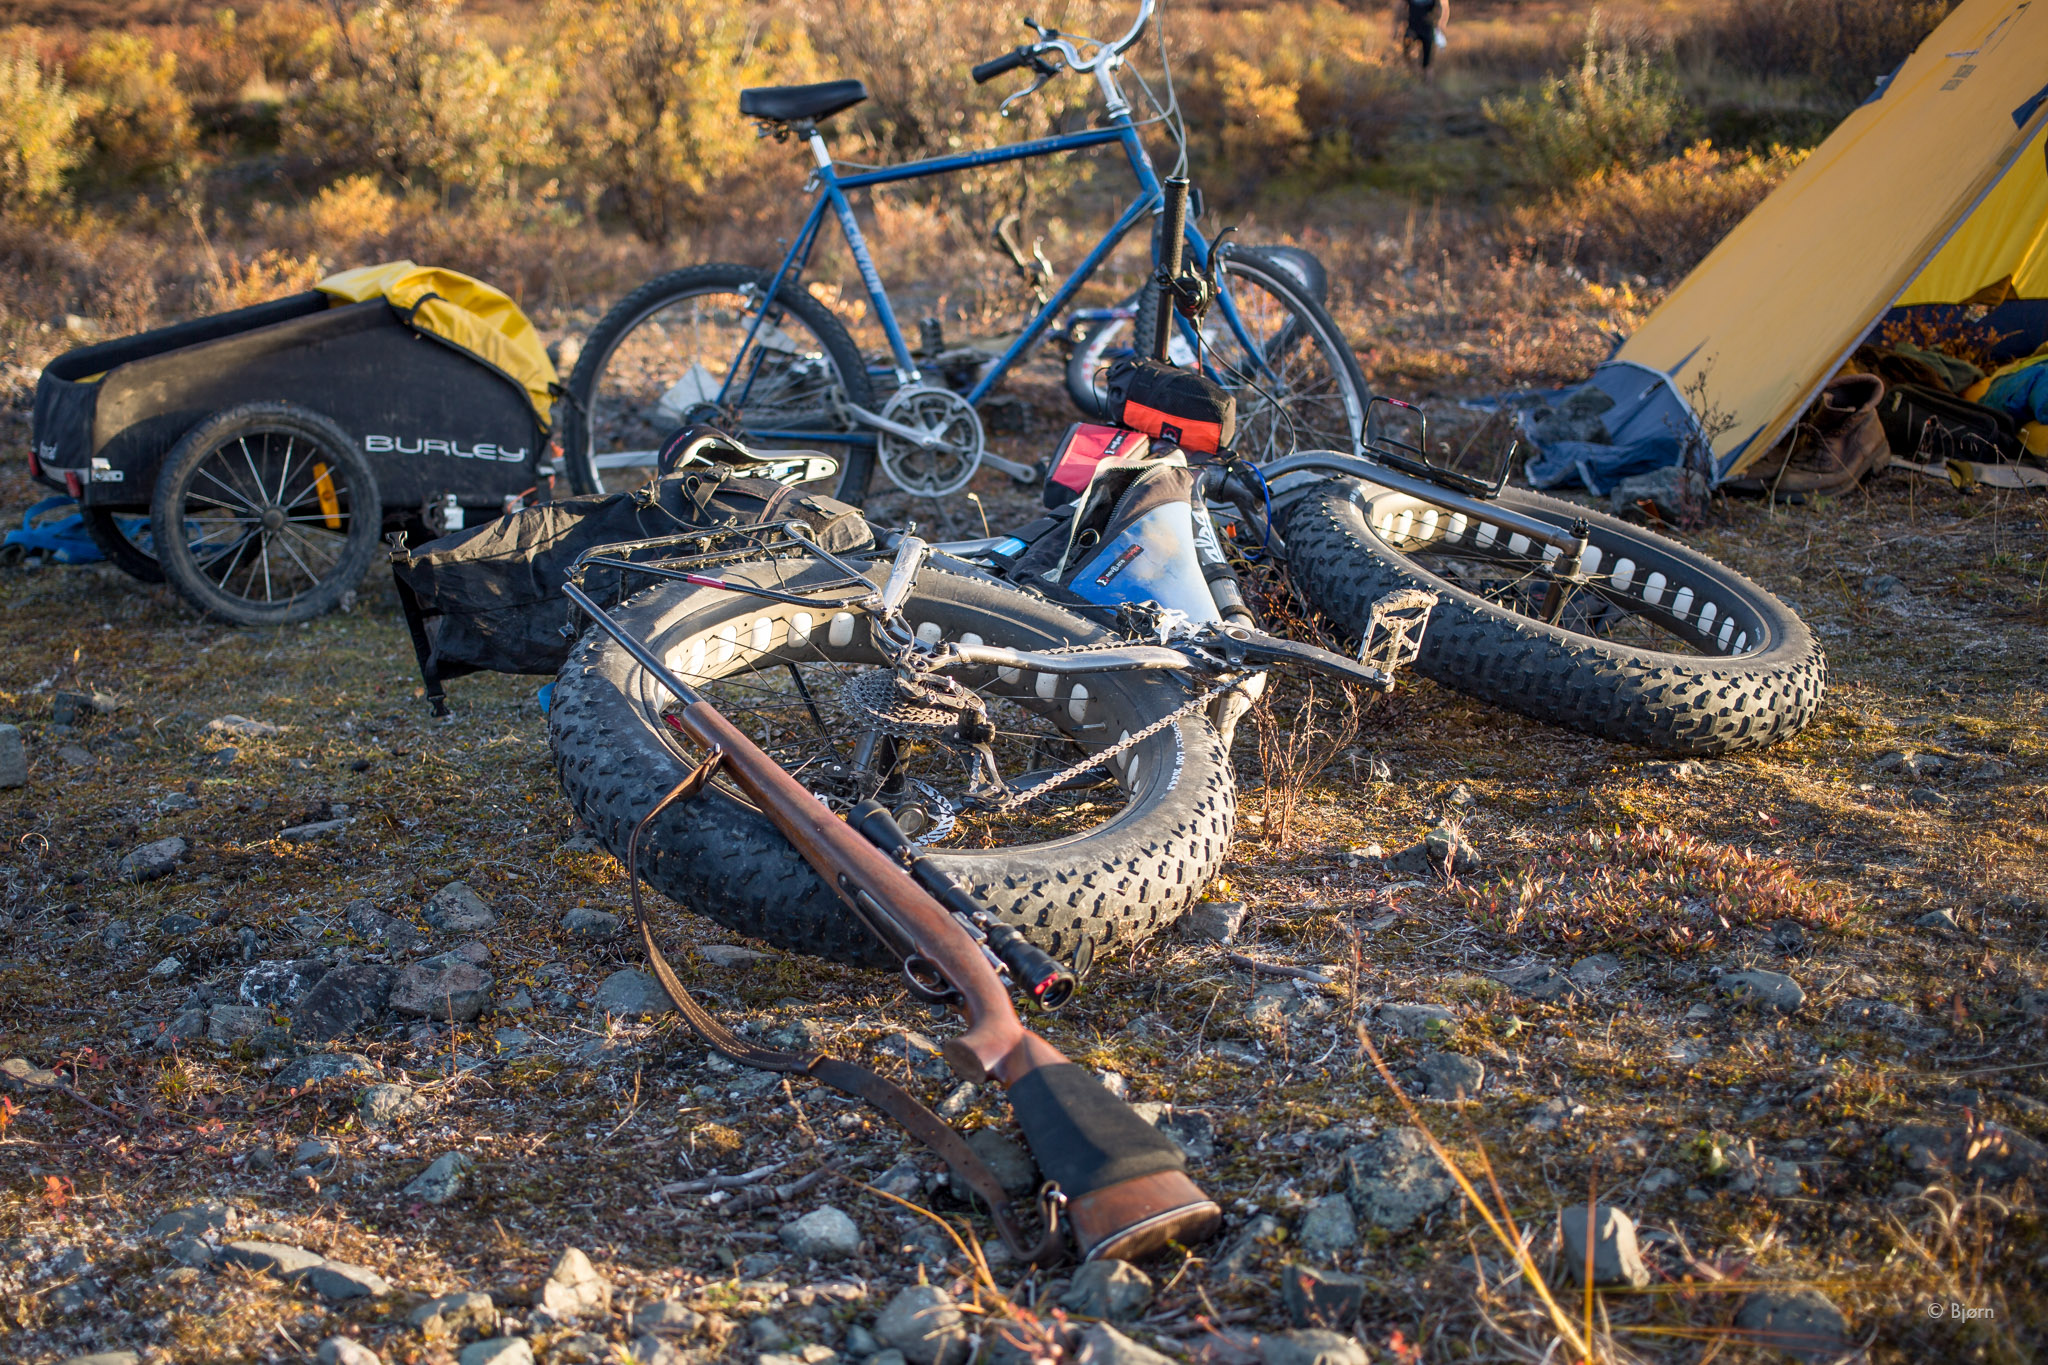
[
  {"x1": 392, "y1": 462, "x2": 872, "y2": 682},
  {"x1": 1876, "y1": 381, "x2": 2020, "y2": 463},
  {"x1": 1006, "y1": 1063, "x2": 1189, "y2": 1198}
]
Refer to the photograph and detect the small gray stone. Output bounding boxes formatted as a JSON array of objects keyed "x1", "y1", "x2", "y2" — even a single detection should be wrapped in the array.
[
  {"x1": 53, "y1": 689, "x2": 119, "y2": 724},
  {"x1": 1610, "y1": 464, "x2": 1707, "y2": 524},
  {"x1": 118, "y1": 836, "x2": 188, "y2": 882},
  {"x1": 698, "y1": 944, "x2": 774, "y2": 967},
  {"x1": 633, "y1": 1299, "x2": 706, "y2": 1337},
  {"x1": 281, "y1": 819, "x2": 348, "y2": 842},
  {"x1": 633, "y1": 1336, "x2": 685, "y2": 1365},
  {"x1": 200, "y1": 744, "x2": 239, "y2": 768},
  {"x1": 1072, "y1": 1324, "x2": 1174, "y2": 1365},
  {"x1": 1866, "y1": 575, "x2": 1904, "y2": 599},
  {"x1": 1558, "y1": 1203, "x2": 1650, "y2": 1288},
  {"x1": 291, "y1": 964, "x2": 397, "y2": 1042},
  {"x1": 148, "y1": 1199, "x2": 236, "y2": 1240},
  {"x1": 1390, "y1": 825, "x2": 1480, "y2": 876},
  {"x1": 534, "y1": 1246, "x2": 610, "y2": 1319},
  {"x1": 410, "y1": 1289, "x2": 500, "y2": 1338},
  {"x1": 1884, "y1": 1121, "x2": 2046, "y2": 1184},
  {"x1": 318, "y1": 1337, "x2": 383, "y2": 1365},
  {"x1": 1278, "y1": 1262, "x2": 1365, "y2": 1328},
  {"x1": 1257, "y1": 1329, "x2": 1369, "y2": 1365},
  {"x1": 561, "y1": 907, "x2": 622, "y2": 940},
  {"x1": 303, "y1": 1259, "x2": 392, "y2": 1301},
  {"x1": 780, "y1": 1206, "x2": 860, "y2": 1261},
  {"x1": 875, "y1": 1284, "x2": 967, "y2": 1365},
  {"x1": 357, "y1": 1083, "x2": 420, "y2": 1128},
  {"x1": 1154, "y1": 1108, "x2": 1217, "y2": 1161},
  {"x1": 405, "y1": 1152, "x2": 474, "y2": 1205},
  {"x1": 1640, "y1": 1168, "x2": 1682, "y2": 1195},
  {"x1": 390, "y1": 958, "x2": 493, "y2": 1022},
  {"x1": 842, "y1": 1324, "x2": 881, "y2": 1357},
  {"x1": 1337, "y1": 1126, "x2": 1457, "y2": 1230},
  {"x1": 1246, "y1": 982, "x2": 1302, "y2": 1026},
  {"x1": 1059, "y1": 1258, "x2": 1154, "y2": 1321},
  {"x1": 458, "y1": 1340, "x2": 535, "y2": 1365},
  {"x1": 1494, "y1": 962, "x2": 1580, "y2": 1002},
  {"x1": 424, "y1": 882, "x2": 497, "y2": 933},
  {"x1": 1293, "y1": 1194, "x2": 1358, "y2": 1255},
  {"x1": 207, "y1": 714, "x2": 281, "y2": 738},
  {"x1": 1767, "y1": 921, "x2": 1808, "y2": 955},
  {"x1": 240, "y1": 957, "x2": 333, "y2": 1008},
  {"x1": 1718, "y1": 970, "x2": 1805, "y2": 1014},
  {"x1": 1375, "y1": 1002, "x2": 1457, "y2": 1040},
  {"x1": 0, "y1": 1057, "x2": 63, "y2": 1091},
  {"x1": 58, "y1": 1355, "x2": 142, "y2": 1365},
  {"x1": 295, "y1": 1138, "x2": 340, "y2": 1172},
  {"x1": 1916, "y1": 908, "x2": 1961, "y2": 933},
  {"x1": 57, "y1": 742, "x2": 95, "y2": 768},
  {"x1": 325, "y1": 1338, "x2": 409, "y2": 1365},
  {"x1": 948, "y1": 1128, "x2": 1037, "y2": 1201},
  {"x1": 208, "y1": 1004, "x2": 270, "y2": 1046},
  {"x1": 0, "y1": 724, "x2": 25, "y2": 788},
  {"x1": 1415, "y1": 1052, "x2": 1485, "y2": 1100},
  {"x1": 1568, "y1": 953, "x2": 1623, "y2": 988},
  {"x1": 1732, "y1": 1289, "x2": 1849, "y2": 1361},
  {"x1": 276, "y1": 1052, "x2": 377, "y2": 1089},
  {"x1": 167, "y1": 1236, "x2": 217, "y2": 1267},
  {"x1": 593, "y1": 969, "x2": 674, "y2": 1018},
  {"x1": 1214, "y1": 1212, "x2": 1287, "y2": 1274},
  {"x1": 220, "y1": 1240, "x2": 327, "y2": 1280},
  {"x1": 1179, "y1": 900, "x2": 1246, "y2": 943}
]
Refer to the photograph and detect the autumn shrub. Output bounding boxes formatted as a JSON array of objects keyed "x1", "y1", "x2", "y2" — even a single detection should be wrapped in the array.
[
  {"x1": 1485, "y1": 13, "x2": 1693, "y2": 186},
  {"x1": 547, "y1": 0, "x2": 808, "y2": 247},
  {"x1": 0, "y1": 35, "x2": 82, "y2": 214},
  {"x1": 1680, "y1": 0, "x2": 1955, "y2": 109},
  {"x1": 68, "y1": 30, "x2": 198, "y2": 181},
  {"x1": 304, "y1": 172, "x2": 400, "y2": 255},
  {"x1": 1502, "y1": 140, "x2": 1805, "y2": 282},
  {"x1": 283, "y1": 0, "x2": 557, "y2": 198}
]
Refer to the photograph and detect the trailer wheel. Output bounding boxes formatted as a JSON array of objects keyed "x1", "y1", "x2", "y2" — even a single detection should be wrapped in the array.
[
  {"x1": 81, "y1": 507, "x2": 167, "y2": 583},
  {"x1": 151, "y1": 401, "x2": 383, "y2": 626}
]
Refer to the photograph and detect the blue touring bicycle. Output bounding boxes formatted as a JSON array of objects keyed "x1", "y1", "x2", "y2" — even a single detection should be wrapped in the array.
[{"x1": 558, "y1": 0, "x2": 1371, "y2": 505}]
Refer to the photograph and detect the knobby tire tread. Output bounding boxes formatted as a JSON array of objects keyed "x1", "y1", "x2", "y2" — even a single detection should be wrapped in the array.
[{"x1": 1283, "y1": 483, "x2": 1826, "y2": 756}]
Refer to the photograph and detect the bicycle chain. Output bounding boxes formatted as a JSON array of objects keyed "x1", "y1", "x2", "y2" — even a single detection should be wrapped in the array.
[{"x1": 993, "y1": 676, "x2": 1238, "y2": 813}]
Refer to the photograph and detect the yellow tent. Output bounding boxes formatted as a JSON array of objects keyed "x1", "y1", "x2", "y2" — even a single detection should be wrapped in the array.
[
  {"x1": 317, "y1": 261, "x2": 558, "y2": 428},
  {"x1": 1589, "y1": 0, "x2": 2048, "y2": 478}
]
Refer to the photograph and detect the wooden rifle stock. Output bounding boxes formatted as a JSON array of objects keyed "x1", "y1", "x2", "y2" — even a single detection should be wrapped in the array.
[{"x1": 667, "y1": 697, "x2": 1222, "y2": 1261}]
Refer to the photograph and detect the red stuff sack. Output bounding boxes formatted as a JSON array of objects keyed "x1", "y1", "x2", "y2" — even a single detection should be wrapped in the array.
[
  {"x1": 1104, "y1": 355, "x2": 1236, "y2": 455},
  {"x1": 1044, "y1": 422, "x2": 1151, "y2": 507}
]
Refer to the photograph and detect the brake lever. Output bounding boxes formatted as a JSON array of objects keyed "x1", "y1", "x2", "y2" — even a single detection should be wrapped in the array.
[{"x1": 999, "y1": 56, "x2": 1061, "y2": 118}]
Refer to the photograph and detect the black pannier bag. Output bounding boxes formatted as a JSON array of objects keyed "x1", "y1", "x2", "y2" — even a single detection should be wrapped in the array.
[
  {"x1": 390, "y1": 429, "x2": 870, "y2": 711},
  {"x1": 1103, "y1": 355, "x2": 1236, "y2": 454},
  {"x1": 1877, "y1": 382, "x2": 2021, "y2": 463}
]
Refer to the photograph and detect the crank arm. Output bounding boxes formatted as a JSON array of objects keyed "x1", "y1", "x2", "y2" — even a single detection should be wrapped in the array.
[
  {"x1": 1186, "y1": 626, "x2": 1397, "y2": 691},
  {"x1": 979, "y1": 450, "x2": 1040, "y2": 482},
  {"x1": 845, "y1": 401, "x2": 949, "y2": 449}
]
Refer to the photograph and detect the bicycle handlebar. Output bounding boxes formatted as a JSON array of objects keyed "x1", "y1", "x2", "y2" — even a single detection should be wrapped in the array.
[
  {"x1": 973, "y1": 47, "x2": 1037, "y2": 84},
  {"x1": 976, "y1": 0, "x2": 1156, "y2": 89}
]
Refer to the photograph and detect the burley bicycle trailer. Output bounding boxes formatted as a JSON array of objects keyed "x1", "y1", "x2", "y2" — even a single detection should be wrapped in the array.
[{"x1": 29, "y1": 261, "x2": 561, "y2": 625}]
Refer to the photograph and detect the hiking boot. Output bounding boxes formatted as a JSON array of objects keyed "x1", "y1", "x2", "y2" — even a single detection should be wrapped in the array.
[{"x1": 1729, "y1": 374, "x2": 1888, "y2": 495}]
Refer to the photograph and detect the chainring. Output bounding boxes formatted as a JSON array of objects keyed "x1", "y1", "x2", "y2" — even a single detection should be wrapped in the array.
[{"x1": 876, "y1": 383, "x2": 985, "y2": 497}]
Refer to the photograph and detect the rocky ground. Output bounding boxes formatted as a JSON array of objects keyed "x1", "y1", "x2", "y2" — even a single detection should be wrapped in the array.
[{"x1": 2, "y1": 454, "x2": 2047, "y2": 1365}]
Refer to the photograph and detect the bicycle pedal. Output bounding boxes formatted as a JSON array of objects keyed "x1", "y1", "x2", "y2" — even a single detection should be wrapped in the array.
[{"x1": 1359, "y1": 589, "x2": 1439, "y2": 682}]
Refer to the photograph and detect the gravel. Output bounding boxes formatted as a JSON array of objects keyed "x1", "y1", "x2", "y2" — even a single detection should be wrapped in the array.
[
  {"x1": 1557, "y1": 1202, "x2": 1651, "y2": 1288},
  {"x1": 424, "y1": 881, "x2": 497, "y2": 933},
  {"x1": 533, "y1": 1246, "x2": 610, "y2": 1319},
  {"x1": 1058, "y1": 1258, "x2": 1154, "y2": 1321},
  {"x1": 1337, "y1": 1127, "x2": 1457, "y2": 1231},
  {"x1": 592, "y1": 969, "x2": 675, "y2": 1018},
  {"x1": 778, "y1": 1206, "x2": 861, "y2": 1261},
  {"x1": 116, "y1": 836, "x2": 187, "y2": 881}
]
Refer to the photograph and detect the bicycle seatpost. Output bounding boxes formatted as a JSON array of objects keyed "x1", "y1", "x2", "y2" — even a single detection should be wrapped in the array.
[{"x1": 1151, "y1": 176, "x2": 1191, "y2": 362}]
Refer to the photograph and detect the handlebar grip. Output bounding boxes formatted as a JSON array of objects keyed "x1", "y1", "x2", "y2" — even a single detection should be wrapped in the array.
[
  {"x1": 973, "y1": 48, "x2": 1034, "y2": 83},
  {"x1": 1152, "y1": 177, "x2": 1192, "y2": 362},
  {"x1": 1008, "y1": 1063, "x2": 1222, "y2": 1260}
]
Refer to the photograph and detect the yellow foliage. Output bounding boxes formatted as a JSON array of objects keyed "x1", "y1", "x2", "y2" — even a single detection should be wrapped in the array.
[
  {"x1": 0, "y1": 34, "x2": 81, "y2": 213},
  {"x1": 283, "y1": 0, "x2": 557, "y2": 197},
  {"x1": 207, "y1": 247, "x2": 326, "y2": 312},
  {"x1": 306, "y1": 174, "x2": 400, "y2": 252},
  {"x1": 70, "y1": 30, "x2": 198, "y2": 179}
]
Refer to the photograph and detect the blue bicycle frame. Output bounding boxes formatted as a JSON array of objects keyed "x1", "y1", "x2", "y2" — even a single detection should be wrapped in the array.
[{"x1": 723, "y1": 109, "x2": 1277, "y2": 447}]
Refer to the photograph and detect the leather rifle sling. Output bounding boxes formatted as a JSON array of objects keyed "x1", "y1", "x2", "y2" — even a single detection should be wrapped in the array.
[{"x1": 625, "y1": 759, "x2": 1065, "y2": 1264}]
